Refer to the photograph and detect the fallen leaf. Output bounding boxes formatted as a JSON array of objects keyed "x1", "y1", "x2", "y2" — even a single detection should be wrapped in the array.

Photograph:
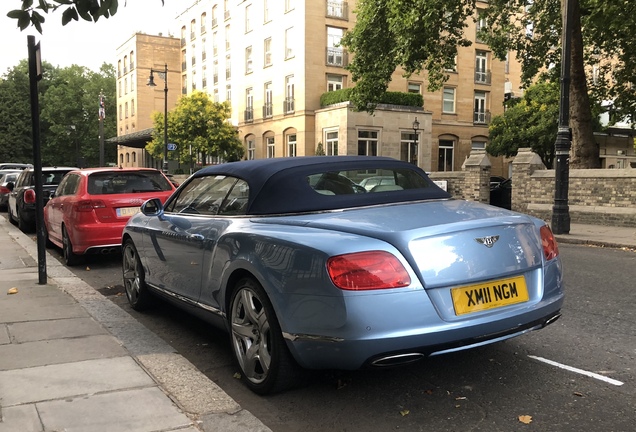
[
  {"x1": 425, "y1": 389, "x2": 434, "y2": 395},
  {"x1": 399, "y1": 410, "x2": 410, "y2": 416},
  {"x1": 85, "y1": 266, "x2": 91, "y2": 271},
  {"x1": 573, "y1": 392, "x2": 584, "y2": 397},
  {"x1": 518, "y1": 415, "x2": 532, "y2": 424},
  {"x1": 7, "y1": 287, "x2": 18, "y2": 295},
  {"x1": 455, "y1": 396, "x2": 467, "y2": 400},
  {"x1": 233, "y1": 372, "x2": 241, "y2": 379}
]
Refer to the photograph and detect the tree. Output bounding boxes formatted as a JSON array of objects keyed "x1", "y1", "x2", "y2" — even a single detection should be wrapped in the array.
[
  {"x1": 0, "y1": 61, "x2": 34, "y2": 163},
  {"x1": 147, "y1": 92, "x2": 244, "y2": 166},
  {"x1": 8, "y1": 0, "x2": 163, "y2": 33},
  {"x1": 342, "y1": 0, "x2": 636, "y2": 169},
  {"x1": 488, "y1": 81, "x2": 560, "y2": 168}
]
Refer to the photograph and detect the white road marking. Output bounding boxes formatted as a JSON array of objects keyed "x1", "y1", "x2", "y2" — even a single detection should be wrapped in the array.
[{"x1": 528, "y1": 355, "x2": 624, "y2": 386}]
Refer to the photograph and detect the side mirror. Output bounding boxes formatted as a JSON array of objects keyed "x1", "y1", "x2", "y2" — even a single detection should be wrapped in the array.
[
  {"x1": 141, "y1": 198, "x2": 163, "y2": 217},
  {"x1": 6, "y1": 182, "x2": 14, "y2": 192}
]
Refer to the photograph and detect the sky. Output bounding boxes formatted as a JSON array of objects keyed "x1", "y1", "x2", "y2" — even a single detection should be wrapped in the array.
[{"x1": 0, "y1": 0, "x2": 186, "y2": 75}]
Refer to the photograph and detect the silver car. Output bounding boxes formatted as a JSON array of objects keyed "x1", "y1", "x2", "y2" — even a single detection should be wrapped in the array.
[{"x1": 122, "y1": 156, "x2": 564, "y2": 394}]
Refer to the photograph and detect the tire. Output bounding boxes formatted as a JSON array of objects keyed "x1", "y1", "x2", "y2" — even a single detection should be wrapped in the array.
[
  {"x1": 122, "y1": 239, "x2": 152, "y2": 311},
  {"x1": 62, "y1": 226, "x2": 83, "y2": 266},
  {"x1": 229, "y1": 277, "x2": 304, "y2": 395}
]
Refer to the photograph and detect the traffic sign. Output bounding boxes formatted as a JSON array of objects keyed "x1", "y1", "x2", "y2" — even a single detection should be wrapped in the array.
[{"x1": 167, "y1": 143, "x2": 177, "y2": 151}]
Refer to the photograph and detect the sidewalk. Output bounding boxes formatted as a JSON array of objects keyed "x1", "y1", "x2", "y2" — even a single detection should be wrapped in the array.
[
  {"x1": 1, "y1": 217, "x2": 634, "y2": 432},
  {"x1": 0, "y1": 215, "x2": 271, "y2": 432}
]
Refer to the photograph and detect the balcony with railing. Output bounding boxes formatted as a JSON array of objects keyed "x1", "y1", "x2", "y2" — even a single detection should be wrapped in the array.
[
  {"x1": 473, "y1": 110, "x2": 492, "y2": 125},
  {"x1": 326, "y1": 47, "x2": 347, "y2": 67},
  {"x1": 244, "y1": 108, "x2": 254, "y2": 123},
  {"x1": 182, "y1": 61, "x2": 187, "y2": 72},
  {"x1": 190, "y1": 31, "x2": 195, "y2": 41},
  {"x1": 224, "y1": 10, "x2": 230, "y2": 20},
  {"x1": 181, "y1": 38, "x2": 186, "y2": 47},
  {"x1": 201, "y1": 25, "x2": 206, "y2": 34},
  {"x1": 284, "y1": 98, "x2": 295, "y2": 114},
  {"x1": 474, "y1": 70, "x2": 491, "y2": 85},
  {"x1": 263, "y1": 103, "x2": 273, "y2": 118},
  {"x1": 326, "y1": 1, "x2": 348, "y2": 20},
  {"x1": 129, "y1": 61, "x2": 135, "y2": 71},
  {"x1": 212, "y1": 18, "x2": 218, "y2": 28},
  {"x1": 182, "y1": 87, "x2": 188, "y2": 95}
]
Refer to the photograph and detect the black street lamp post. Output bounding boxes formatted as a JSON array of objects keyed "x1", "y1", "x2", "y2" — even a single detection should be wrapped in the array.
[
  {"x1": 147, "y1": 64, "x2": 169, "y2": 173},
  {"x1": 552, "y1": 0, "x2": 574, "y2": 234},
  {"x1": 412, "y1": 117, "x2": 420, "y2": 165}
]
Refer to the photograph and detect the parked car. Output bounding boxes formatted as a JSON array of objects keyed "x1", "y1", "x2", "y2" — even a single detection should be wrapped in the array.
[
  {"x1": 490, "y1": 177, "x2": 512, "y2": 210},
  {"x1": 121, "y1": 156, "x2": 564, "y2": 395},
  {"x1": 7, "y1": 167, "x2": 77, "y2": 232},
  {"x1": 0, "y1": 163, "x2": 32, "y2": 170},
  {"x1": 44, "y1": 167, "x2": 175, "y2": 266},
  {"x1": 358, "y1": 175, "x2": 400, "y2": 191},
  {"x1": 0, "y1": 170, "x2": 23, "y2": 211}
]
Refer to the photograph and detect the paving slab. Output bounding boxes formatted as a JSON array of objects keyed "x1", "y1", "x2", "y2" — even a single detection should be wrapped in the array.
[
  {"x1": 0, "y1": 356, "x2": 155, "y2": 406},
  {"x1": 0, "y1": 404, "x2": 42, "y2": 432},
  {"x1": 7, "y1": 317, "x2": 109, "y2": 343},
  {"x1": 37, "y1": 387, "x2": 192, "y2": 432}
]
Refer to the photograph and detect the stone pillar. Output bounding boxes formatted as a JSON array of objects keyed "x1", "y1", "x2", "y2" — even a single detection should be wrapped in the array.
[
  {"x1": 461, "y1": 149, "x2": 491, "y2": 203},
  {"x1": 511, "y1": 147, "x2": 546, "y2": 212}
]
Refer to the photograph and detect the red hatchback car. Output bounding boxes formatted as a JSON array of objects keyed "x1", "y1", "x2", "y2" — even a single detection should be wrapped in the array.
[{"x1": 44, "y1": 167, "x2": 175, "y2": 266}]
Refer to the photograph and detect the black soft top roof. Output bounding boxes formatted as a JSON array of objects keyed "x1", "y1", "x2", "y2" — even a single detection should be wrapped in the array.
[{"x1": 193, "y1": 156, "x2": 451, "y2": 215}]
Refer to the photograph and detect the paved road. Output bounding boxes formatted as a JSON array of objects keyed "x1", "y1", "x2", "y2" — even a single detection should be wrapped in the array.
[{"x1": 44, "y1": 241, "x2": 636, "y2": 432}]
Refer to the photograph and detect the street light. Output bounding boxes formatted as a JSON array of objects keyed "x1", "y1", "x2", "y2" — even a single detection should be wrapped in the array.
[
  {"x1": 412, "y1": 117, "x2": 420, "y2": 165},
  {"x1": 147, "y1": 63, "x2": 169, "y2": 174}
]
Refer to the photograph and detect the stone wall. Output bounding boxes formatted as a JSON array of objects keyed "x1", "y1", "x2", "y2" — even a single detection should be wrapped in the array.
[{"x1": 429, "y1": 147, "x2": 636, "y2": 228}]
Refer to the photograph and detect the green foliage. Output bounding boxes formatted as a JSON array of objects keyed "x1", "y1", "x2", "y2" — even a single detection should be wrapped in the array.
[
  {"x1": 488, "y1": 81, "x2": 560, "y2": 168},
  {"x1": 8, "y1": 0, "x2": 164, "y2": 33},
  {"x1": 315, "y1": 142, "x2": 325, "y2": 156},
  {"x1": 340, "y1": 0, "x2": 473, "y2": 112},
  {"x1": 148, "y1": 92, "x2": 244, "y2": 165},
  {"x1": 0, "y1": 60, "x2": 116, "y2": 166},
  {"x1": 320, "y1": 88, "x2": 423, "y2": 109}
]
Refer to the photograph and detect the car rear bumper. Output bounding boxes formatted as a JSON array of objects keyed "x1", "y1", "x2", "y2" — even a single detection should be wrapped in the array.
[
  {"x1": 69, "y1": 222, "x2": 128, "y2": 254},
  {"x1": 282, "y1": 288, "x2": 564, "y2": 371}
]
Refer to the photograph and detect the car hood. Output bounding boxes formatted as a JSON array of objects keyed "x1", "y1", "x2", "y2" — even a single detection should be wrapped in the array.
[{"x1": 256, "y1": 199, "x2": 546, "y2": 289}]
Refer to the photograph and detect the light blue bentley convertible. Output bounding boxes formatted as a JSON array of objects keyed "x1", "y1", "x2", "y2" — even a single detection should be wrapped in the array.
[{"x1": 122, "y1": 156, "x2": 564, "y2": 394}]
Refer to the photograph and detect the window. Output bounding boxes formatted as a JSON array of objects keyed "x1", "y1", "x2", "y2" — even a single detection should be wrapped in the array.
[
  {"x1": 358, "y1": 130, "x2": 378, "y2": 156},
  {"x1": 167, "y1": 176, "x2": 249, "y2": 216},
  {"x1": 131, "y1": 99, "x2": 135, "y2": 117},
  {"x1": 472, "y1": 141, "x2": 487, "y2": 150},
  {"x1": 130, "y1": 74, "x2": 134, "y2": 91},
  {"x1": 327, "y1": 0, "x2": 346, "y2": 18},
  {"x1": 264, "y1": 37, "x2": 272, "y2": 66},
  {"x1": 118, "y1": 81, "x2": 121, "y2": 97},
  {"x1": 213, "y1": 59, "x2": 219, "y2": 84},
  {"x1": 245, "y1": 88, "x2": 254, "y2": 122},
  {"x1": 124, "y1": 78, "x2": 128, "y2": 94},
  {"x1": 212, "y1": 5, "x2": 218, "y2": 27},
  {"x1": 247, "y1": 137, "x2": 255, "y2": 160},
  {"x1": 213, "y1": 31, "x2": 218, "y2": 56},
  {"x1": 190, "y1": 19, "x2": 196, "y2": 40},
  {"x1": 476, "y1": 9, "x2": 487, "y2": 43},
  {"x1": 325, "y1": 130, "x2": 338, "y2": 155},
  {"x1": 474, "y1": 91, "x2": 488, "y2": 124},
  {"x1": 225, "y1": 24, "x2": 231, "y2": 50},
  {"x1": 201, "y1": 12, "x2": 207, "y2": 33},
  {"x1": 327, "y1": 74, "x2": 343, "y2": 92},
  {"x1": 443, "y1": 87, "x2": 456, "y2": 113},
  {"x1": 125, "y1": 102, "x2": 128, "y2": 118},
  {"x1": 285, "y1": 27, "x2": 294, "y2": 59},
  {"x1": 226, "y1": 54, "x2": 232, "y2": 79},
  {"x1": 245, "y1": 5, "x2": 252, "y2": 32},
  {"x1": 224, "y1": 0, "x2": 230, "y2": 19},
  {"x1": 327, "y1": 27, "x2": 344, "y2": 66},
  {"x1": 287, "y1": 134, "x2": 297, "y2": 157},
  {"x1": 245, "y1": 46, "x2": 253, "y2": 74},
  {"x1": 284, "y1": 75, "x2": 294, "y2": 113},
  {"x1": 213, "y1": 87, "x2": 219, "y2": 102},
  {"x1": 408, "y1": 82, "x2": 421, "y2": 94},
  {"x1": 400, "y1": 132, "x2": 418, "y2": 165},
  {"x1": 266, "y1": 136, "x2": 275, "y2": 158},
  {"x1": 192, "y1": 70, "x2": 197, "y2": 90},
  {"x1": 264, "y1": 82, "x2": 273, "y2": 118},
  {"x1": 475, "y1": 51, "x2": 490, "y2": 84},
  {"x1": 119, "y1": 104, "x2": 122, "y2": 120},
  {"x1": 285, "y1": 0, "x2": 294, "y2": 12},
  {"x1": 226, "y1": 84, "x2": 231, "y2": 101},
  {"x1": 438, "y1": 139, "x2": 454, "y2": 172}
]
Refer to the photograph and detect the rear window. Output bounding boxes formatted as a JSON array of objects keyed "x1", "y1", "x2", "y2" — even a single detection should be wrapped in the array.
[
  {"x1": 307, "y1": 168, "x2": 429, "y2": 195},
  {"x1": 87, "y1": 171, "x2": 173, "y2": 195}
]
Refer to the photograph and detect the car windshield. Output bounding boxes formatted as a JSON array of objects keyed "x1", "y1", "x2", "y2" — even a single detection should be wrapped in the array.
[{"x1": 87, "y1": 171, "x2": 172, "y2": 195}]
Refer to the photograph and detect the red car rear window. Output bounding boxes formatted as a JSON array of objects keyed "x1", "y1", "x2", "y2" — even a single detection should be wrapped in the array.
[{"x1": 87, "y1": 172, "x2": 172, "y2": 195}]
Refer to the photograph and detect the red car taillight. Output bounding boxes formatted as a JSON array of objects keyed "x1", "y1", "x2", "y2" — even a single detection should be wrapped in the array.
[
  {"x1": 0, "y1": 186, "x2": 9, "y2": 194},
  {"x1": 540, "y1": 225, "x2": 559, "y2": 261},
  {"x1": 327, "y1": 251, "x2": 411, "y2": 290},
  {"x1": 73, "y1": 200, "x2": 107, "y2": 212},
  {"x1": 24, "y1": 189, "x2": 36, "y2": 204}
]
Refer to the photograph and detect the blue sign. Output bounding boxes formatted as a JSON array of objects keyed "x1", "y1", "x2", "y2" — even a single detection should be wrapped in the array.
[{"x1": 167, "y1": 143, "x2": 177, "y2": 151}]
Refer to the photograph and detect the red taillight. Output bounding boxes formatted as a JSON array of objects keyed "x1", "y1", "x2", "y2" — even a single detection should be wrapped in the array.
[
  {"x1": 0, "y1": 186, "x2": 9, "y2": 194},
  {"x1": 24, "y1": 189, "x2": 36, "y2": 204},
  {"x1": 540, "y1": 225, "x2": 559, "y2": 261},
  {"x1": 327, "y1": 251, "x2": 411, "y2": 290},
  {"x1": 73, "y1": 200, "x2": 107, "y2": 212}
]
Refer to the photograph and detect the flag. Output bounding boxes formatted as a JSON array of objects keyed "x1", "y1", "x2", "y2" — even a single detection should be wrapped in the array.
[{"x1": 99, "y1": 95, "x2": 106, "y2": 119}]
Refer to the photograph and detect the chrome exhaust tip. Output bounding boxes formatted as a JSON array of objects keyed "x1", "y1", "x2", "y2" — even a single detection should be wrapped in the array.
[{"x1": 370, "y1": 353, "x2": 426, "y2": 367}]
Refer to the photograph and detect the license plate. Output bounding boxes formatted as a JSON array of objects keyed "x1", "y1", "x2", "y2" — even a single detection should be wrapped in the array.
[
  {"x1": 451, "y1": 275, "x2": 529, "y2": 315},
  {"x1": 116, "y1": 207, "x2": 140, "y2": 217}
]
